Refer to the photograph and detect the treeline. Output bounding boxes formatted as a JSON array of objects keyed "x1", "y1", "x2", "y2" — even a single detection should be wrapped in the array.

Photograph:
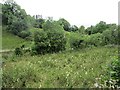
[{"x1": 2, "y1": 1, "x2": 119, "y2": 55}]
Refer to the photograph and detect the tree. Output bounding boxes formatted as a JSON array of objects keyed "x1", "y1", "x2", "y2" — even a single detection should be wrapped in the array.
[
  {"x1": 27, "y1": 15, "x2": 36, "y2": 28},
  {"x1": 102, "y1": 29, "x2": 116, "y2": 45},
  {"x1": 43, "y1": 20, "x2": 64, "y2": 32},
  {"x1": 44, "y1": 20, "x2": 66, "y2": 52},
  {"x1": 2, "y1": 0, "x2": 28, "y2": 35},
  {"x1": 85, "y1": 26, "x2": 94, "y2": 35},
  {"x1": 34, "y1": 30, "x2": 50, "y2": 54},
  {"x1": 34, "y1": 18, "x2": 45, "y2": 28},
  {"x1": 93, "y1": 21, "x2": 107, "y2": 34},
  {"x1": 58, "y1": 18, "x2": 71, "y2": 31},
  {"x1": 79, "y1": 25, "x2": 85, "y2": 34},
  {"x1": 33, "y1": 20, "x2": 67, "y2": 54},
  {"x1": 70, "y1": 25, "x2": 79, "y2": 32}
]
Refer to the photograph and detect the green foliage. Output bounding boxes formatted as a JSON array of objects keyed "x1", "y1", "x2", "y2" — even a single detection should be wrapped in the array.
[
  {"x1": 2, "y1": 61, "x2": 40, "y2": 88},
  {"x1": 18, "y1": 31, "x2": 31, "y2": 39},
  {"x1": 26, "y1": 15, "x2": 36, "y2": 28},
  {"x1": 47, "y1": 31, "x2": 66, "y2": 53},
  {"x1": 106, "y1": 57, "x2": 120, "y2": 88},
  {"x1": 79, "y1": 25, "x2": 85, "y2": 34},
  {"x1": 2, "y1": 1, "x2": 28, "y2": 35},
  {"x1": 14, "y1": 47, "x2": 23, "y2": 56},
  {"x1": 2, "y1": 47, "x2": 117, "y2": 88},
  {"x1": 58, "y1": 18, "x2": 71, "y2": 31},
  {"x1": 102, "y1": 29, "x2": 117, "y2": 45},
  {"x1": 118, "y1": 25, "x2": 120, "y2": 45},
  {"x1": 34, "y1": 18, "x2": 45, "y2": 28},
  {"x1": 69, "y1": 33, "x2": 83, "y2": 49},
  {"x1": 34, "y1": 30, "x2": 50, "y2": 54},
  {"x1": 85, "y1": 26, "x2": 94, "y2": 35},
  {"x1": 82, "y1": 33, "x2": 104, "y2": 47},
  {"x1": 2, "y1": 30, "x2": 30, "y2": 49},
  {"x1": 43, "y1": 20, "x2": 64, "y2": 32},
  {"x1": 70, "y1": 25, "x2": 79, "y2": 32},
  {"x1": 33, "y1": 21, "x2": 66, "y2": 54},
  {"x1": 93, "y1": 21, "x2": 107, "y2": 34},
  {"x1": 89, "y1": 33, "x2": 104, "y2": 46},
  {"x1": 85, "y1": 21, "x2": 113, "y2": 35}
]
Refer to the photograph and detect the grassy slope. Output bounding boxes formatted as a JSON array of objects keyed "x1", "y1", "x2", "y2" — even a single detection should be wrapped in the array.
[
  {"x1": 2, "y1": 31, "x2": 31, "y2": 49},
  {"x1": 2, "y1": 27, "x2": 43, "y2": 50},
  {"x1": 3, "y1": 46, "x2": 118, "y2": 88}
]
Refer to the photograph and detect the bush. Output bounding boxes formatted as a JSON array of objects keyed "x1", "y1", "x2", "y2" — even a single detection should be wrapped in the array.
[
  {"x1": 34, "y1": 30, "x2": 50, "y2": 54},
  {"x1": 18, "y1": 31, "x2": 31, "y2": 39},
  {"x1": 109, "y1": 57, "x2": 120, "y2": 87},
  {"x1": 90, "y1": 33, "x2": 104, "y2": 46},
  {"x1": 83, "y1": 33, "x2": 104, "y2": 47},
  {"x1": 69, "y1": 33, "x2": 83, "y2": 49},
  {"x1": 47, "y1": 31, "x2": 66, "y2": 53},
  {"x1": 33, "y1": 20, "x2": 67, "y2": 54},
  {"x1": 14, "y1": 47, "x2": 23, "y2": 56}
]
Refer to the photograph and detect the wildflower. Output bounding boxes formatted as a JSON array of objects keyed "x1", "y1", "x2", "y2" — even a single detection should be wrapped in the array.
[{"x1": 94, "y1": 82, "x2": 99, "y2": 87}]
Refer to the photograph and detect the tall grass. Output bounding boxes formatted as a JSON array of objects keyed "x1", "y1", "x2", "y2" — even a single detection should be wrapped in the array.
[{"x1": 2, "y1": 46, "x2": 118, "y2": 88}]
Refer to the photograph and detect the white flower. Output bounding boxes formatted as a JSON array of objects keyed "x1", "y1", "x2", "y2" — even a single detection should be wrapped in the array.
[
  {"x1": 94, "y1": 82, "x2": 99, "y2": 87},
  {"x1": 91, "y1": 68, "x2": 93, "y2": 70},
  {"x1": 39, "y1": 84, "x2": 41, "y2": 88}
]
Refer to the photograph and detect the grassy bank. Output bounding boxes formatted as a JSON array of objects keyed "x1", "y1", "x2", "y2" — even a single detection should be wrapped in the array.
[{"x1": 2, "y1": 31, "x2": 31, "y2": 49}]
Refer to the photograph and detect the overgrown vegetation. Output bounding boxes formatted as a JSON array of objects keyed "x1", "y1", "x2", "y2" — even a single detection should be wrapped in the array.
[
  {"x1": 2, "y1": 47, "x2": 118, "y2": 88},
  {"x1": 1, "y1": 0, "x2": 119, "y2": 88}
]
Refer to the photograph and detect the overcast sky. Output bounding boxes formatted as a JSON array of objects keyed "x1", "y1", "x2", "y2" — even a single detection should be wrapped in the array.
[{"x1": 1, "y1": 0, "x2": 119, "y2": 27}]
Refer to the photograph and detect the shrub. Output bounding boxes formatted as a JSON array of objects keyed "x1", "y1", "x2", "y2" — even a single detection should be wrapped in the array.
[
  {"x1": 83, "y1": 33, "x2": 104, "y2": 47},
  {"x1": 69, "y1": 33, "x2": 83, "y2": 49},
  {"x1": 33, "y1": 20, "x2": 67, "y2": 54},
  {"x1": 18, "y1": 31, "x2": 31, "y2": 39},
  {"x1": 80, "y1": 35, "x2": 91, "y2": 48},
  {"x1": 90, "y1": 33, "x2": 104, "y2": 46},
  {"x1": 47, "y1": 31, "x2": 66, "y2": 53},
  {"x1": 14, "y1": 47, "x2": 23, "y2": 56},
  {"x1": 109, "y1": 57, "x2": 120, "y2": 87},
  {"x1": 34, "y1": 30, "x2": 50, "y2": 54}
]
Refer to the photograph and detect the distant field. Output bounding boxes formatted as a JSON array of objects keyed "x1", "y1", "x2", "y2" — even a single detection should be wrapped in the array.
[
  {"x1": 2, "y1": 31, "x2": 31, "y2": 49},
  {"x1": 2, "y1": 46, "x2": 118, "y2": 88}
]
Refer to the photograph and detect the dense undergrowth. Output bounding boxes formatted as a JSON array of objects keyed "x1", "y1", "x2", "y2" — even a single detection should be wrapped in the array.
[{"x1": 2, "y1": 46, "x2": 118, "y2": 88}]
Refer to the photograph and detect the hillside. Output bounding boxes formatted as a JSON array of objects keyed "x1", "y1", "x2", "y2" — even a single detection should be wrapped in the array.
[{"x1": 2, "y1": 31, "x2": 31, "y2": 49}]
